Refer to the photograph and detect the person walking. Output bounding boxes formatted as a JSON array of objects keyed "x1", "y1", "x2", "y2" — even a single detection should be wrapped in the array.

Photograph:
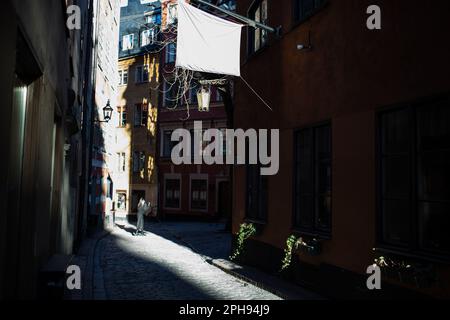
[{"x1": 136, "y1": 198, "x2": 149, "y2": 236}]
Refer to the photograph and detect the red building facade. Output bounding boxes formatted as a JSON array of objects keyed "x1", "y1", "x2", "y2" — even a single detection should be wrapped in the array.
[
  {"x1": 156, "y1": 0, "x2": 232, "y2": 219},
  {"x1": 232, "y1": 0, "x2": 450, "y2": 299}
]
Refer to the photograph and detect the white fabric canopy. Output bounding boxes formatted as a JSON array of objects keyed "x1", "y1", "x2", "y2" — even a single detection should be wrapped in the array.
[{"x1": 176, "y1": 0, "x2": 243, "y2": 77}]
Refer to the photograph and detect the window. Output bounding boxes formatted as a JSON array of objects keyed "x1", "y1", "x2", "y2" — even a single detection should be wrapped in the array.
[
  {"x1": 117, "y1": 152, "x2": 126, "y2": 172},
  {"x1": 146, "y1": 13, "x2": 161, "y2": 25},
  {"x1": 215, "y1": 87, "x2": 223, "y2": 102},
  {"x1": 118, "y1": 106, "x2": 127, "y2": 127},
  {"x1": 134, "y1": 103, "x2": 148, "y2": 127},
  {"x1": 191, "y1": 179, "x2": 208, "y2": 211},
  {"x1": 190, "y1": 128, "x2": 209, "y2": 159},
  {"x1": 135, "y1": 65, "x2": 149, "y2": 83},
  {"x1": 246, "y1": 165, "x2": 268, "y2": 221},
  {"x1": 167, "y1": 3, "x2": 178, "y2": 25},
  {"x1": 122, "y1": 34, "x2": 134, "y2": 51},
  {"x1": 378, "y1": 98, "x2": 450, "y2": 256},
  {"x1": 189, "y1": 82, "x2": 199, "y2": 103},
  {"x1": 293, "y1": 123, "x2": 332, "y2": 235},
  {"x1": 164, "y1": 80, "x2": 179, "y2": 107},
  {"x1": 162, "y1": 130, "x2": 177, "y2": 158},
  {"x1": 133, "y1": 151, "x2": 146, "y2": 174},
  {"x1": 117, "y1": 192, "x2": 127, "y2": 211},
  {"x1": 118, "y1": 69, "x2": 128, "y2": 86},
  {"x1": 165, "y1": 178, "x2": 181, "y2": 209},
  {"x1": 141, "y1": 28, "x2": 156, "y2": 47},
  {"x1": 166, "y1": 43, "x2": 176, "y2": 64},
  {"x1": 293, "y1": 0, "x2": 327, "y2": 24},
  {"x1": 120, "y1": 0, "x2": 128, "y2": 7},
  {"x1": 219, "y1": 128, "x2": 228, "y2": 156},
  {"x1": 248, "y1": 0, "x2": 268, "y2": 54}
]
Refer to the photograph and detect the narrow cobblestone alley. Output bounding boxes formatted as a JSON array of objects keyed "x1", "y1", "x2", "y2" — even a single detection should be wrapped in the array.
[{"x1": 91, "y1": 222, "x2": 282, "y2": 300}]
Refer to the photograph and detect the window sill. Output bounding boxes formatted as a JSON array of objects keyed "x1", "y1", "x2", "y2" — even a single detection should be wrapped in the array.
[
  {"x1": 244, "y1": 218, "x2": 267, "y2": 226},
  {"x1": 374, "y1": 246, "x2": 450, "y2": 265},
  {"x1": 291, "y1": 228, "x2": 331, "y2": 241}
]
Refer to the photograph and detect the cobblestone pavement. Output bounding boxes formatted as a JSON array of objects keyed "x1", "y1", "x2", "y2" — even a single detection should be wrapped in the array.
[{"x1": 93, "y1": 221, "x2": 282, "y2": 300}]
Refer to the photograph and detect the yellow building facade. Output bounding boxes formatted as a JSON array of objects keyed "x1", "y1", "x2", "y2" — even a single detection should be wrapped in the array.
[{"x1": 113, "y1": 53, "x2": 159, "y2": 220}]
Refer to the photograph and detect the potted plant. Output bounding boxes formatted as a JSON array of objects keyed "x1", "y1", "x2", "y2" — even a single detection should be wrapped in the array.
[
  {"x1": 280, "y1": 235, "x2": 323, "y2": 272},
  {"x1": 230, "y1": 223, "x2": 257, "y2": 261},
  {"x1": 373, "y1": 251, "x2": 436, "y2": 288}
]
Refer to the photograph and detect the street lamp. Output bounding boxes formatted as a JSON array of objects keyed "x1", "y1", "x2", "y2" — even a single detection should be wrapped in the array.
[
  {"x1": 197, "y1": 84, "x2": 211, "y2": 112},
  {"x1": 95, "y1": 100, "x2": 113, "y2": 123}
]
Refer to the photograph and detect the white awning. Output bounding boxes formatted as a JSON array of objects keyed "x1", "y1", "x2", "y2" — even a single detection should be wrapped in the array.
[{"x1": 176, "y1": 0, "x2": 243, "y2": 77}]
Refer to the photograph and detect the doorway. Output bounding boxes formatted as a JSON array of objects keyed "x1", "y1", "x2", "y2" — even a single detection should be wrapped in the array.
[
  {"x1": 131, "y1": 190, "x2": 146, "y2": 213},
  {"x1": 217, "y1": 181, "x2": 231, "y2": 219}
]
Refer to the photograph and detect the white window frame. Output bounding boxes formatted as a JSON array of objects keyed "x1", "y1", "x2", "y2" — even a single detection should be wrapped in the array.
[
  {"x1": 117, "y1": 152, "x2": 126, "y2": 173},
  {"x1": 122, "y1": 34, "x2": 134, "y2": 51},
  {"x1": 189, "y1": 174, "x2": 209, "y2": 212},
  {"x1": 118, "y1": 69, "x2": 128, "y2": 86},
  {"x1": 141, "y1": 29, "x2": 155, "y2": 47},
  {"x1": 164, "y1": 174, "x2": 182, "y2": 210},
  {"x1": 167, "y1": 3, "x2": 178, "y2": 25}
]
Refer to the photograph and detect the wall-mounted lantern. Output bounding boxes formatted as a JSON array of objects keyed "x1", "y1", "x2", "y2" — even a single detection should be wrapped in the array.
[
  {"x1": 95, "y1": 100, "x2": 113, "y2": 123},
  {"x1": 197, "y1": 84, "x2": 211, "y2": 112}
]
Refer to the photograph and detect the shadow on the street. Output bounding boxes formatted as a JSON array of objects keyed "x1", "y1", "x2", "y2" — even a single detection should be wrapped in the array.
[
  {"x1": 100, "y1": 231, "x2": 220, "y2": 300},
  {"x1": 143, "y1": 221, "x2": 232, "y2": 261},
  {"x1": 115, "y1": 223, "x2": 136, "y2": 236}
]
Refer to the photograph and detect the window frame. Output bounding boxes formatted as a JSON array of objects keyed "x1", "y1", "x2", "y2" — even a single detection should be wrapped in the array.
[
  {"x1": 164, "y1": 175, "x2": 182, "y2": 210},
  {"x1": 245, "y1": 164, "x2": 268, "y2": 224},
  {"x1": 292, "y1": 121, "x2": 332, "y2": 238},
  {"x1": 165, "y1": 42, "x2": 176, "y2": 64},
  {"x1": 135, "y1": 64, "x2": 149, "y2": 83},
  {"x1": 117, "y1": 152, "x2": 126, "y2": 173},
  {"x1": 122, "y1": 34, "x2": 134, "y2": 51},
  {"x1": 116, "y1": 191, "x2": 127, "y2": 211},
  {"x1": 376, "y1": 96, "x2": 450, "y2": 262},
  {"x1": 140, "y1": 28, "x2": 155, "y2": 47},
  {"x1": 133, "y1": 104, "x2": 148, "y2": 127},
  {"x1": 167, "y1": 3, "x2": 178, "y2": 26},
  {"x1": 118, "y1": 69, "x2": 128, "y2": 86},
  {"x1": 190, "y1": 175, "x2": 209, "y2": 212},
  {"x1": 161, "y1": 129, "x2": 178, "y2": 158},
  {"x1": 132, "y1": 151, "x2": 146, "y2": 174},
  {"x1": 118, "y1": 106, "x2": 127, "y2": 127},
  {"x1": 292, "y1": 0, "x2": 328, "y2": 27},
  {"x1": 247, "y1": 0, "x2": 269, "y2": 56}
]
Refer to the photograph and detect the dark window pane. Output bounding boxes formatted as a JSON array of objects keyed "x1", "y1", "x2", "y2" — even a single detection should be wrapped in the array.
[
  {"x1": 316, "y1": 125, "x2": 331, "y2": 159},
  {"x1": 418, "y1": 100, "x2": 450, "y2": 151},
  {"x1": 318, "y1": 161, "x2": 331, "y2": 194},
  {"x1": 317, "y1": 194, "x2": 331, "y2": 230},
  {"x1": 382, "y1": 199, "x2": 411, "y2": 246},
  {"x1": 246, "y1": 165, "x2": 267, "y2": 221},
  {"x1": 297, "y1": 129, "x2": 313, "y2": 194},
  {"x1": 166, "y1": 179, "x2": 180, "y2": 208},
  {"x1": 298, "y1": 195, "x2": 314, "y2": 228},
  {"x1": 294, "y1": 124, "x2": 331, "y2": 234},
  {"x1": 418, "y1": 151, "x2": 450, "y2": 201},
  {"x1": 419, "y1": 202, "x2": 450, "y2": 253},
  {"x1": 191, "y1": 179, "x2": 207, "y2": 210},
  {"x1": 258, "y1": 176, "x2": 268, "y2": 221},
  {"x1": 302, "y1": 0, "x2": 315, "y2": 17},
  {"x1": 381, "y1": 108, "x2": 410, "y2": 155},
  {"x1": 382, "y1": 156, "x2": 410, "y2": 199}
]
